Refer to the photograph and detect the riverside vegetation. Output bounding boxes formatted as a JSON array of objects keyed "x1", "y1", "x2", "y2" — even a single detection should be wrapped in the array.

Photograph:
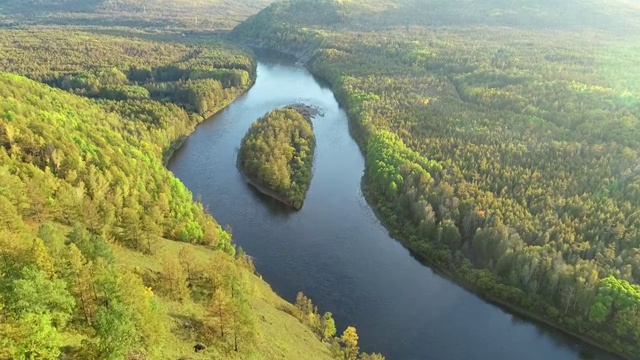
[
  {"x1": 0, "y1": 28, "x2": 255, "y2": 163},
  {"x1": 238, "y1": 107, "x2": 316, "y2": 209},
  {"x1": 232, "y1": 0, "x2": 640, "y2": 358},
  {"x1": 0, "y1": 26, "x2": 381, "y2": 359}
]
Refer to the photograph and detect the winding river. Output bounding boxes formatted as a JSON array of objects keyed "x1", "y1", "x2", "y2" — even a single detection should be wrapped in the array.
[{"x1": 168, "y1": 50, "x2": 618, "y2": 360}]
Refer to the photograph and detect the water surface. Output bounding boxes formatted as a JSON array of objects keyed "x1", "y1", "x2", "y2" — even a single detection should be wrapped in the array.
[{"x1": 168, "y1": 50, "x2": 618, "y2": 360}]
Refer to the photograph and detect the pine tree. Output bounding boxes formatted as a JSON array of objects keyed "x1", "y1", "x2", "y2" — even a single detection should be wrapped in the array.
[
  {"x1": 159, "y1": 256, "x2": 190, "y2": 301},
  {"x1": 205, "y1": 286, "x2": 232, "y2": 342},
  {"x1": 320, "y1": 312, "x2": 336, "y2": 341},
  {"x1": 178, "y1": 246, "x2": 198, "y2": 284},
  {"x1": 65, "y1": 244, "x2": 96, "y2": 325}
]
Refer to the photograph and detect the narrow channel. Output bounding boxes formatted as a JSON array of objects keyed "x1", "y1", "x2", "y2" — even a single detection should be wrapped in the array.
[{"x1": 167, "y1": 50, "x2": 617, "y2": 360}]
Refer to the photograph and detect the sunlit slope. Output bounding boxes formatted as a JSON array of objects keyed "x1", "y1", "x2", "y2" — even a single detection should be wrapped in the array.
[
  {"x1": 111, "y1": 237, "x2": 335, "y2": 360},
  {"x1": 0, "y1": 72, "x2": 333, "y2": 358}
]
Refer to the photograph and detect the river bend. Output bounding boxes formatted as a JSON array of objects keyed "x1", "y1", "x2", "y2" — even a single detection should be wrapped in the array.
[{"x1": 168, "y1": 50, "x2": 617, "y2": 360}]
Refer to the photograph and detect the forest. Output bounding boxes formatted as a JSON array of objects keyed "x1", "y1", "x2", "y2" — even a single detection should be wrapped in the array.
[
  {"x1": 0, "y1": 29, "x2": 255, "y2": 162},
  {"x1": 0, "y1": 25, "x2": 384, "y2": 358},
  {"x1": 233, "y1": 0, "x2": 640, "y2": 358},
  {"x1": 0, "y1": 70, "x2": 239, "y2": 358},
  {"x1": 238, "y1": 108, "x2": 316, "y2": 209}
]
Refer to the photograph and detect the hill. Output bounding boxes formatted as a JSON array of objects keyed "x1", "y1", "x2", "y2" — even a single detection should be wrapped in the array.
[
  {"x1": 235, "y1": 0, "x2": 640, "y2": 32},
  {"x1": 232, "y1": 0, "x2": 640, "y2": 358},
  {"x1": 0, "y1": 69, "x2": 336, "y2": 359},
  {"x1": 0, "y1": 28, "x2": 255, "y2": 162},
  {"x1": 0, "y1": 0, "x2": 275, "y2": 29}
]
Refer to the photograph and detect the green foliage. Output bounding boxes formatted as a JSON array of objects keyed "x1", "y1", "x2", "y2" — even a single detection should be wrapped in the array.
[
  {"x1": 0, "y1": 70, "x2": 240, "y2": 357},
  {"x1": 238, "y1": 108, "x2": 316, "y2": 209},
  {"x1": 200, "y1": 257, "x2": 258, "y2": 354},
  {"x1": 0, "y1": 23, "x2": 341, "y2": 360},
  {"x1": 93, "y1": 300, "x2": 139, "y2": 359},
  {"x1": 0, "y1": 72, "x2": 230, "y2": 249},
  {"x1": 0, "y1": 28, "x2": 256, "y2": 164},
  {"x1": 0, "y1": 266, "x2": 74, "y2": 360},
  {"x1": 321, "y1": 312, "x2": 337, "y2": 341}
]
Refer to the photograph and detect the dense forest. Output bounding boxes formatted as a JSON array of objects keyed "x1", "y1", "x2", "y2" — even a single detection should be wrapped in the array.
[
  {"x1": 0, "y1": 70, "x2": 240, "y2": 358},
  {"x1": 233, "y1": 0, "x2": 640, "y2": 358},
  {"x1": 238, "y1": 107, "x2": 316, "y2": 209},
  {"x1": 0, "y1": 26, "x2": 384, "y2": 358},
  {"x1": 0, "y1": 29, "x2": 255, "y2": 162}
]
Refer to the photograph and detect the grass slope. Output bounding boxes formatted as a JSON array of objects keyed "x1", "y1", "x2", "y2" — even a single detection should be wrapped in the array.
[{"x1": 112, "y1": 237, "x2": 334, "y2": 360}]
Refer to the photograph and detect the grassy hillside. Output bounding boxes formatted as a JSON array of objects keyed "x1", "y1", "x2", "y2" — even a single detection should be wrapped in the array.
[
  {"x1": 0, "y1": 0, "x2": 275, "y2": 29},
  {"x1": 233, "y1": 0, "x2": 640, "y2": 358},
  {"x1": 111, "y1": 236, "x2": 335, "y2": 360}
]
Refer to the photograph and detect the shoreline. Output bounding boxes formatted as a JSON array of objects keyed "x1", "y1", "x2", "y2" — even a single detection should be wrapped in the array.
[
  {"x1": 234, "y1": 41, "x2": 630, "y2": 360},
  {"x1": 360, "y1": 181, "x2": 627, "y2": 360},
  {"x1": 163, "y1": 77, "x2": 256, "y2": 166}
]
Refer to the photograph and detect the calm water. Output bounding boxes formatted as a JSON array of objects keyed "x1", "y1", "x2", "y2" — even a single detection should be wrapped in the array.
[{"x1": 168, "y1": 50, "x2": 618, "y2": 360}]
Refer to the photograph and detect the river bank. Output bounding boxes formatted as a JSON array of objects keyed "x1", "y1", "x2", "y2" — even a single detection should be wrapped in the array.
[
  {"x1": 163, "y1": 73, "x2": 257, "y2": 166},
  {"x1": 361, "y1": 180, "x2": 629, "y2": 360},
  {"x1": 240, "y1": 171, "x2": 302, "y2": 209}
]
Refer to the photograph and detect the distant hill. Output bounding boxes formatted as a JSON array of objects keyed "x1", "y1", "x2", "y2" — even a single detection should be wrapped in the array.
[
  {"x1": 0, "y1": 0, "x2": 275, "y2": 29},
  {"x1": 236, "y1": 0, "x2": 640, "y2": 32},
  {"x1": 372, "y1": 0, "x2": 640, "y2": 31}
]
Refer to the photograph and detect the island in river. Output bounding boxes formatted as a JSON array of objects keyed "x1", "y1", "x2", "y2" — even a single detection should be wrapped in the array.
[{"x1": 237, "y1": 106, "x2": 317, "y2": 209}]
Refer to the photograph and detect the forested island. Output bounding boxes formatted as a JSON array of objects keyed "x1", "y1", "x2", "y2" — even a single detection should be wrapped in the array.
[
  {"x1": 233, "y1": 0, "x2": 640, "y2": 358},
  {"x1": 238, "y1": 106, "x2": 316, "y2": 209}
]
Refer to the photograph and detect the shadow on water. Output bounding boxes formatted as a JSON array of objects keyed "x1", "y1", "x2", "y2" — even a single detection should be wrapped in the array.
[{"x1": 243, "y1": 180, "x2": 296, "y2": 218}]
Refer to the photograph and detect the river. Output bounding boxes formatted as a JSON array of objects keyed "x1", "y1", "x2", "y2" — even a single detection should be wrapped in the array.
[{"x1": 167, "y1": 50, "x2": 618, "y2": 360}]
